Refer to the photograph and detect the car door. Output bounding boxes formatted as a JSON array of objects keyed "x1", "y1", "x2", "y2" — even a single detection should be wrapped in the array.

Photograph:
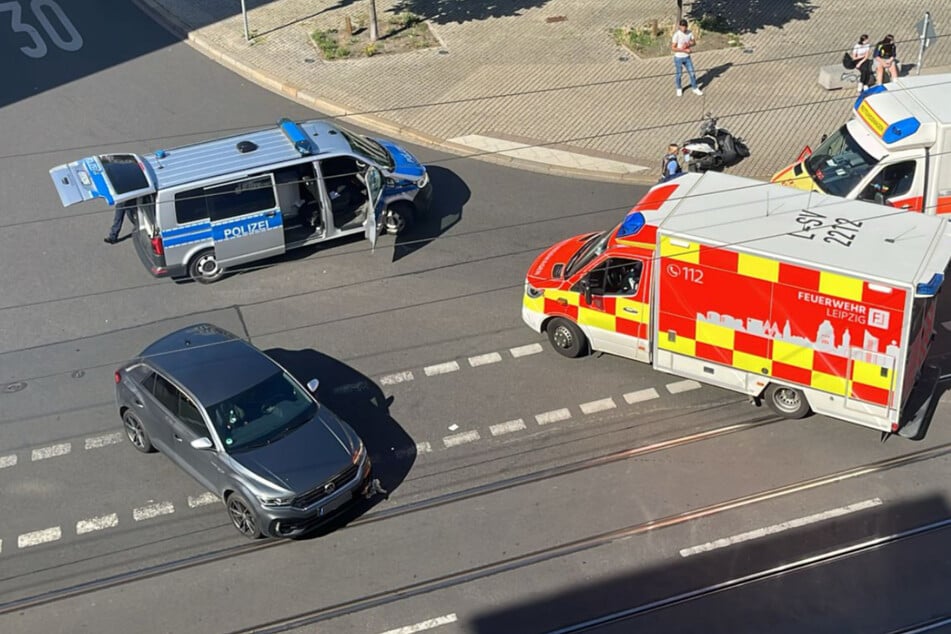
[
  {"x1": 364, "y1": 165, "x2": 386, "y2": 251},
  {"x1": 856, "y1": 160, "x2": 923, "y2": 212},
  {"x1": 573, "y1": 256, "x2": 652, "y2": 362},
  {"x1": 206, "y1": 174, "x2": 285, "y2": 268}
]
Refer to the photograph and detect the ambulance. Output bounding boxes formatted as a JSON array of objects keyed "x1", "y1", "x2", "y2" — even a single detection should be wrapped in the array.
[
  {"x1": 771, "y1": 74, "x2": 951, "y2": 215},
  {"x1": 521, "y1": 172, "x2": 951, "y2": 438}
]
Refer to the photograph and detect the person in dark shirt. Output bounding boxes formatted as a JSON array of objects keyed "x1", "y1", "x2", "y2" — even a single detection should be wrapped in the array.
[{"x1": 875, "y1": 34, "x2": 898, "y2": 85}]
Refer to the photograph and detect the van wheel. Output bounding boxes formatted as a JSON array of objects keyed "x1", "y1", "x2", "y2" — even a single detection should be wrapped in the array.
[
  {"x1": 385, "y1": 202, "x2": 414, "y2": 235},
  {"x1": 764, "y1": 384, "x2": 811, "y2": 419},
  {"x1": 189, "y1": 249, "x2": 224, "y2": 284},
  {"x1": 547, "y1": 318, "x2": 587, "y2": 358}
]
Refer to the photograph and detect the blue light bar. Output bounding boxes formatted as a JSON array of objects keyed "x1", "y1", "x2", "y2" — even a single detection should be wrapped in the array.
[
  {"x1": 916, "y1": 272, "x2": 944, "y2": 296},
  {"x1": 882, "y1": 117, "x2": 921, "y2": 144},
  {"x1": 853, "y1": 84, "x2": 887, "y2": 110},
  {"x1": 617, "y1": 211, "x2": 646, "y2": 238},
  {"x1": 278, "y1": 118, "x2": 314, "y2": 156}
]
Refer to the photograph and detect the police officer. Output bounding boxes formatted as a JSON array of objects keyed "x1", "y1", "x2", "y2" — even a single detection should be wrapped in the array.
[
  {"x1": 104, "y1": 200, "x2": 136, "y2": 245},
  {"x1": 660, "y1": 143, "x2": 683, "y2": 182}
]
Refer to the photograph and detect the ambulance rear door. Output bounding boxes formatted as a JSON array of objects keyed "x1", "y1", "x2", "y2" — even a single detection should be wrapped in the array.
[{"x1": 49, "y1": 154, "x2": 155, "y2": 207}]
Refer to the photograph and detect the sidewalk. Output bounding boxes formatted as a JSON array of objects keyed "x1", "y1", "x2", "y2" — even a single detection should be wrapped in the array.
[{"x1": 136, "y1": 0, "x2": 951, "y2": 184}]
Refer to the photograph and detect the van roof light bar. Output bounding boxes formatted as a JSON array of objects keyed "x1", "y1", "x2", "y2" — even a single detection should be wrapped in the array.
[{"x1": 278, "y1": 118, "x2": 314, "y2": 156}]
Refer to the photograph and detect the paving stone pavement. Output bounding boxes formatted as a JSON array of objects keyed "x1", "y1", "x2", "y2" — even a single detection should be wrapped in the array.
[{"x1": 135, "y1": 0, "x2": 951, "y2": 184}]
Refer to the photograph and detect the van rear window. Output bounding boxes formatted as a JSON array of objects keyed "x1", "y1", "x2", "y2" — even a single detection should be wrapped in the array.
[{"x1": 101, "y1": 155, "x2": 150, "y2": 194}]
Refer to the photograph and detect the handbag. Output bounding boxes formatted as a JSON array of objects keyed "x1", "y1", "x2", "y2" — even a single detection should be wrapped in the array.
[{"x1": 842, "y1": 51, "x2": 856, "y2": 70}]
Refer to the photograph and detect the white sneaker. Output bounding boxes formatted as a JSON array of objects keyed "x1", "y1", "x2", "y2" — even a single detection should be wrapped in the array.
[
  {"x1": 676, "y1": 88, "x2": 683, "y2": 97},
  {"x1": 692, "y1": 88, "x2": 703, "y2": 96}
]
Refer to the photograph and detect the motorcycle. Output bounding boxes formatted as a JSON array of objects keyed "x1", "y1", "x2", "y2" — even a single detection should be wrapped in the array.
[{"x1": 681, "y1": 113, "x2": 750, "y2": 172}]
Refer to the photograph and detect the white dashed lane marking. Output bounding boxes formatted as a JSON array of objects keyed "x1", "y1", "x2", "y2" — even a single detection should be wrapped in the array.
[
  {"x1": 188, "y1": 492, "x2": 219, "y2": 508},
  {"x1": 536, "y1": 408, "x2": 571, "y2": 425},
  {"x1": 424, "y1": 361, "x2": 460, "y2": 377},
  {"x1": 510, "y1": 343, "x2": 543, "y2": 358},
  {"x1": 468, "y1": 352, "x2": 502, "y2": 367},
  {"x1": 580, "y1": 397, "x2": 617, "y2": 414},
  {"x1": 18, "y1": 527, "x2": 62, "y2": 548},
  {"x1": 416, "y1": 441, "x2": 432, "y2": 454},
  {"x1": 379, "y1": 613, "x2": 458, "y2": 634},
  {"x1": 624, "y1": 388, "x2": 660, "y2": 404},
  {"x1": 76, "y1": 513, "x2": 119, "y2": 535},
  {"x1": 443, "y1": 430, "x2": 481, "y2": 448},
  {"x1": 32, "y1": 443, "x2": 71, "y2": 461},
  {"x1": 133, "y1": 501, "x2": 175, "y2": 521},
  {"x1": 0, "y1": 455, "x2": 16, "y2": 469},
  {"x1": 666, "y1": 380, "x2": 702, "y2": 394},
  {"x1": 85, "y1": 432, "x2": 124, "y2": 450},
  {"x1": 380, "y1": 371, "x2": 414, "y2": 386},
  {"x1": 490, "y1": 419, "x2": 526, "y2": 436}
]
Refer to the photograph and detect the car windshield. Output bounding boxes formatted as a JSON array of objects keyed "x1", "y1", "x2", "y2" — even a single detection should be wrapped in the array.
[
  {"x1": 337, "y1": 126, "x2": 395, "y2": 171},
  {"x1": 206, "y1": 371, "x2": 316, "y2": 453},
  {"x1": 565, "y1": 231, "x2": 610, "y2": 278},
  {"x1": 804, "y1": 125, "x2": 879, "y2": 197}
]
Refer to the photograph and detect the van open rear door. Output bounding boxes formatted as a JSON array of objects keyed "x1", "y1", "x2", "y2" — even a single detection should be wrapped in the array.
[
  {"x1": 363, "y1": 166, "x2": 386, "y2": 250},
  {"x1": 49, "y1": 154, "x2": 155, "y2": 207}
]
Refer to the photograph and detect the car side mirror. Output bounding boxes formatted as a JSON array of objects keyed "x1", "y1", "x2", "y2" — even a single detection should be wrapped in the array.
[
  {"x1": 190, "y1": 437, "x2": 214, "y2": 450},
  {"x1": 307, "y1": 378, "x2": 320, "y2": 393}
]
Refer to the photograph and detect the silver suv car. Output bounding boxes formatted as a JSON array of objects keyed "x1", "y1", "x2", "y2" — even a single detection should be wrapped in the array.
[{"x1": 115, "y1": 324, "x2": 372, "y2": 538}]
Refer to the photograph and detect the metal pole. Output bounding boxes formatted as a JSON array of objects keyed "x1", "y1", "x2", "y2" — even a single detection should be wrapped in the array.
[
  {"x1": 915, "y1": 11, "x2": 930, "y2": 75},
  {"x1": 241, "y1": 0, "x2": 250, "y2": 42}
]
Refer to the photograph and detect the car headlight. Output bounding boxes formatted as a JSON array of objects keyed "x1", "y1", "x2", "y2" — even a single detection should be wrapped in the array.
[
  {"x1": 525, "y1": 282, "x2": 544, "y2": 298},
  {"x1": 417, "y1": 171, "x2": 429, "y2": 189},
  {"x1": 352, "y1": 441, "x2": 366, "y2": 464},
  {"x1": 258, "y1": 495, "x2": 293, "y2": 508}
]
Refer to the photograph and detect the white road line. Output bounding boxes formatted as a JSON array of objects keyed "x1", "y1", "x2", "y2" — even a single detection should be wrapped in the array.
[
  {"x1": 188, "y1": 492, "x2": 219, "y2": 508},
  {"x1": 535, "y1": 408, "x2": 571, "y2": 425},
  {"x1": 679, "y1": 498, "x2": 883, "y2": 557},
  {"x1": 416, "y1": 441, "x2": 433, "y2": 454},
  {"x1": 580, "y1": 397, "x2": 617, "y2": 414},
  {"x1": 76, "y1": 513, "x2": 119, "y2": 535},
  {"x1": 624, "y1": 388, "x2": 660, "y2": 404},
  {"x1": 31, "y1": 443, "x2": 71, "y2": 461},
  {"x1": 0, "y1": 539, "x2": 2, "y2": 553},
  {"x1": 490, "y1": 418, "x2": 526, "y2": 436},
  {"x1": 133, "y1": 501, "x2": 175, "y2": 521},
  {"x1": 380, "y1": 613, "x2": 458, "y2": 634},
  {"x1": 510, "y1": 343, "x2": 543, "y2": 358},
  {"x1": 424, "y1": 361, "x2": 460, "y2": 376},
  {"x1": 0, "y1": 455, "x2": 16, "y2": 469},
  {"x1": 380, "y1": 371, "x2": 414, "y2": 386},
  {"x1": 468, "y1": 352, "x2": 502, "y2": 367},
  {"x1": 18, "y1": 527, "x2": 62, "y2": 548},
  {"x1": 85, "y1": 432, "x2": 124, "y2": 450},
  {"x1": 443, "y1": 430, "x2": 481, "y2": 448},
  {"x1": 666, "y1": 380, "x2": 702, "y2": 394}
]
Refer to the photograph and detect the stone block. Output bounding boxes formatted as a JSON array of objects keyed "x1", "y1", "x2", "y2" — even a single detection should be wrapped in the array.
[{"x1": 818, "y1": 64, "x2": 861, "y2": 90}]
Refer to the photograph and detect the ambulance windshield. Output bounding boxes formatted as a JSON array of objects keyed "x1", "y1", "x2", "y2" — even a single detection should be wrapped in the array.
[
  {"x1": 565, "y1": 230, "x2": 610, "y2": 278},
  {"x1": 804, "y1": 125, "x2": 878, "y2": 197}
]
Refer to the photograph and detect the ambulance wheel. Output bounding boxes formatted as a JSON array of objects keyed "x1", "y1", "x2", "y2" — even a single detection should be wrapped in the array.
[
  {"x1": 385, "y1": 202, "x2": 414, "y2": 235},
  {"x1": 547, "y1": 318, "x2": 587, "y2": 358},
  {"x1": 764, "y1": 384, "x2": 811, "y2": 419},
  {"x1": 189, "y1": 249, "x2": 224, "y2": 284}
]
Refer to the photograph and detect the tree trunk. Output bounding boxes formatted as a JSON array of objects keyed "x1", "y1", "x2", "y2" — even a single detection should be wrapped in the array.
[{"x1": 369, "y1": 0, "x2": 379, "y2": 42}]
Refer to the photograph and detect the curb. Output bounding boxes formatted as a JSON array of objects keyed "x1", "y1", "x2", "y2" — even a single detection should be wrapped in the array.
[{"x1": 132, "y1": 0, "x2": 658, "y2": 186}]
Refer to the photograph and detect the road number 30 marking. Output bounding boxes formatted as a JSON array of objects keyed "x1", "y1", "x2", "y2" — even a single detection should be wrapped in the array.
[{"x1": 0, "y1": 0, "x2": 82, "y2": 58}]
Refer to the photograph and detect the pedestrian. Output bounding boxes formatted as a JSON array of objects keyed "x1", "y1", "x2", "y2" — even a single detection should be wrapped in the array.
[
  {"x1": 874, "y1": 34, "x2": 898, "y2": 85},
  {"x1": 104, "y1": 200, "x2": 135, "y2": 244},
  {"x1": 660, "y1": 143, "x2": 683, "y2": 181},
  {"x1": 851, "y1": 34, "x2": 873, "y2": 93},
  {"x1": 672, "y1": 19, "x2": 703, "y2": 97}
]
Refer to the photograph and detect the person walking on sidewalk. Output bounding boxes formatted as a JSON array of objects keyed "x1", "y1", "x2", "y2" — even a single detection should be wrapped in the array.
[
  {"x1": 104, "y1": 200, "x2": 135, "y2": 244},
  {"x1": 672, "y1": 19, "x2": 703, "y2": 97}
]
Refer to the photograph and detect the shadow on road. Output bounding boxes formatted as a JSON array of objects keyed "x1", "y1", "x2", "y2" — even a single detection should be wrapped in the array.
[{"x1": 393, "y1": 165, "x2": 469, "y2": 262}]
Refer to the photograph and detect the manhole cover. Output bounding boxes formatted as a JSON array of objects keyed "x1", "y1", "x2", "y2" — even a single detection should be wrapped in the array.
[{"x1": 3, "y1": 381, "x2": 26, "y2": 393}]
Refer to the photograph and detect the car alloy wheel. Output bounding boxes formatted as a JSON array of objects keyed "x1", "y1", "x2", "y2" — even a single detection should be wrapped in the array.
[{"x1": 227, "y1": 494, "x2": 262, "y2": 539}]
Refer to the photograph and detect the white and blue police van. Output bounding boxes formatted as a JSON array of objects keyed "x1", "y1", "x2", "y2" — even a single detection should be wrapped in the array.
[{"x1": 49, "y1": 118, "x2": 432, "y2": 283}]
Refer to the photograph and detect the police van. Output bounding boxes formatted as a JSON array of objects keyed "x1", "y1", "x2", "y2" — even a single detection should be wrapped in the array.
[{"x1": 49, "y1": 118, "x2": 432, "y2": 283}]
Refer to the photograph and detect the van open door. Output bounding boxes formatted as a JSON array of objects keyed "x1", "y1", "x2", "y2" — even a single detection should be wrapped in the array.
[
  {"x1": 363, "y1": 166, "x2": 386, "y2": 250},
  {"x1": 49, "y1": 154, "x2": 155, "y2": 207}
]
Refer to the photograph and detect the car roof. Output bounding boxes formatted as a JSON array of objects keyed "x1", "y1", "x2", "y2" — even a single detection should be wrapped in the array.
[{"x1": 138, "y1": 324, "x2": 280, "y2": 406}]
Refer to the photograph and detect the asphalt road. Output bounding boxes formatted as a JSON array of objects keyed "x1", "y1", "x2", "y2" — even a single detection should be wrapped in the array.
[{"x1": 1, "y1": 2, "x2": 950, "y2": 633}]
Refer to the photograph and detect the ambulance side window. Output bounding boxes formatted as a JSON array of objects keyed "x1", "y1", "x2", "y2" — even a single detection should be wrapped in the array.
[
  {"x1": 603, "y1": 258, "x2": 643, "y2": 296},
  {"x1": 859, "y1": 161, "x2": 916, "y2": 202},
  {"x1": 206, "y1": 176, "x2": 276, "y2": 221},
  {"x1": 175, "y1": 187, "x2": 209, "y2": 224}
]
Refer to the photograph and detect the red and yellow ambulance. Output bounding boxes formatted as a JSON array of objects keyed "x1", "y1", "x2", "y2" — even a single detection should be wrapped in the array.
[
  {"x1": 522, "y1": 172, "x2": 951, "y2": 437},
  {"x1": 771, "y1": 74, "x2": 951, "y2": 215}
]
